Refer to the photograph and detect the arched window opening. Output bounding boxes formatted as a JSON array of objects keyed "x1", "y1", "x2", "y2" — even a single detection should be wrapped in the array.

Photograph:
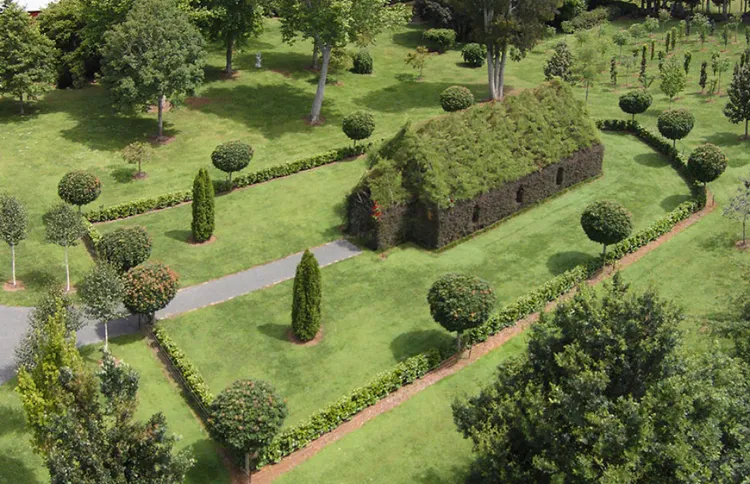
[
  {"x1": 472, "y1": 205, "x2": 480, "y2": 223},
  {"x1": 556, "y1": 167, "x2": 564, "y2": 185},
  {"x1": 516, "y1": 186, "x2": 524, "y2": 204}
]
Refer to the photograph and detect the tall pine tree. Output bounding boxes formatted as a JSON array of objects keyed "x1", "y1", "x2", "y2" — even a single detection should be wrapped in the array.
[
  {"x1": 724, "y1": 63, "x2": 750, "y2": 137},
  {"x1": 291, "y1": 249, "x2": 321, "y2": 342},
  {"x1": 191, "y1": 168, "x2": 215, "y2": 243}
]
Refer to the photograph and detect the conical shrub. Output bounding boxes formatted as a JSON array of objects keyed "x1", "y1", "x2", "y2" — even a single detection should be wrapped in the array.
[
  {"x1": 191, "y1": 168, "x2": 214, "y2": 243},
  {"x1": 291, "y1": 249, "x2": 322, "y2": 342}
]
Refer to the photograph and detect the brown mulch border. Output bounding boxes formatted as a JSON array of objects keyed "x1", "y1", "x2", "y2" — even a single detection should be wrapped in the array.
[{"x1": 3, "y1": 280, "x2": 25, "y2": 292}]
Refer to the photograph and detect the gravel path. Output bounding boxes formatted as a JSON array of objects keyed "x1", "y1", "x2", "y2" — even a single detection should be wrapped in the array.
[{"x1": 0, "y1": 240, "x2": 361, "y2": 384}]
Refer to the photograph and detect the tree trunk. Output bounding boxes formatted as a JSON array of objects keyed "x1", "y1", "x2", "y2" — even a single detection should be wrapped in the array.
[
  {"x1": 456, "y1": 330, "x2": 463, "y2": 354},
  {"x1": 10, "y1": 244, "x2": 15, "y2": 286},
  {"x1": 497, "y1": 46, "x2": 508, "y2": 99},
  {"x1": 585, "y1": 82, "x2": 590, "y2": 103},
  {"x1": 104, "y1": 321, "x2": 109, "y2": 351},
  {"x1": 312, "y1": 36, "x2": 320, "y2": 69},
  {"x1": 64, "y1": 245, "x2": 70, "y2": 292},
  {"x1": 601, "y1": 244, "x2": 607, "y2": 263},
  {"x1": 157, "y1": 95, "x2": 164, "y2": 138},
  {"x1": 309, "y1": 44, "x2": 331, "y2": 124},
  {"x1": 745, "y1": 118, "x2": 748, "y2": 138},
  {"x1": 486, "y1": 46, "x2": 498, "y2": 100},
  {"x1": 743, "y1": 215, "x2": 747, "y2": 244},
  {"x1": 138, "y1": 159, "x2": 143, "y2": 177},
  {"x1": 19, "y1": 94, "x2": 24, "y2": 115},
  {"x1": 245, "y1": 453, "x2": 251, "y2": 481},
  {"x1": 225, "y1": 35, "x2": 234, "y2": 75}
]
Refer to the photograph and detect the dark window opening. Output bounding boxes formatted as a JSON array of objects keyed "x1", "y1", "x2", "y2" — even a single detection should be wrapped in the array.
[
  {"x1": 556, "y1": 167, "x2": 564, "y2": 185},
  {"x1": 516, "y1": 186, "x2": 524, "y2": 203},
  {"x1": 472, "y1": 205, "x2": 480, "y2": 223}
]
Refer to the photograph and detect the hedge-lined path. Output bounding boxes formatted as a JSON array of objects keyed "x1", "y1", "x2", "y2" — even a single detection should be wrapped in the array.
[
  {"x1": 0, "y1": 239, "x2": 361, "y2": 384},
  {"x1": 246, "y1": 199, "x2": 716, "y2": 484}
]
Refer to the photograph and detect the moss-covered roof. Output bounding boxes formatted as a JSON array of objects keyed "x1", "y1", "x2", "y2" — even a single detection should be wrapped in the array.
[{"x1": 360, "y1": 80, "x2": 600, "y2": 209}]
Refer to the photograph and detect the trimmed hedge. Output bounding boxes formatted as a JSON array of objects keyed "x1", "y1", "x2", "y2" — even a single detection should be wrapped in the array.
[{"x1": 85, "y1": 145, "x2": 367, "y2": 223}]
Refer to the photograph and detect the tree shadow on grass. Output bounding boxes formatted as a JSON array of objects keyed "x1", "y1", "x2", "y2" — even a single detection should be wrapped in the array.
[
  {"x1": 634, "y1": 152, "x2": 671, "y2": 168},
  {"x1": 165, "y1": 230, "x2": 192, "y2": 243},
  {"x1": 356, "y1": 81, "x2": 486, "y2": 113},
  {"x1": 186, "y1": 438, "x2": 230, "y2": 483},
  {"x1": 111, "y1": 166, "x2": 137, "y2": 184},
  {"x1": 702, "y1": 132, "x2": 750, "y2": 157},
  {"x1": 0, "y1": 454, "x2": 43, "y2": 484},
  {"x1": 697, "y1": 229, "x2": 737, "y2": 252},
  {"x1": 547, "y1": 251, "x2": 596, "y2": 276},
  {"x1": 415, "y1": 465, "x2": 470, "y2": 484},
  {"x1": 661, "y1": 194, "x2": 693, "y2": 211},
  {"x1": 392, "y1": 26, "x2": 428, "y2": 49},
  {"x1": 0, "y1": 400, "x2": 27, "y2": 436},
  {"x1": 390, "y1": 329, "x2": 454, "y2": 361},
  {"x1": 257, "y1": 323, "x2": 289, "y2": 342}
]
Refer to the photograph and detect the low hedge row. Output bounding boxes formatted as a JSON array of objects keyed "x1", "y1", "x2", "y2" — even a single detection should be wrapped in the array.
[
  {"x1": 85, "y1": 145, "x2": 367, "y2": 223},
  {"x1": 83, "y1": 218, "x2": 102, "y2": 246}
]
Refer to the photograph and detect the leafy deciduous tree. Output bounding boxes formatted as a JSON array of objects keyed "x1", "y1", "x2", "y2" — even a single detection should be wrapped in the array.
[
  {"x1": 78, "y1": 262, "x2": 123, "y2": 350},
  {"x1": 543, "y1": 40, "x2": 575, "y2": 83},
  {"x1": 405, "y1": 45, "x2": 430, "y2": 79},
  {"x1": 0, "y1": 194, "x2": 28, "y2": 287},
  {"x1": 723, "y1": 177, "x2": 750, "y2": 246},
  {"x1": 44, "y1": 203, "x2": 87, "y2": 292},
  {"x1": 660, "y1": 56, "x2": 686, "y2": 104},
  {"x1": 200, "y1": 0, "x2": 264, "y2": 74},
  {"x1": 724, "y1": 63, "x2": 750, "y2": 137},
  {"x1": 121, "y1": 141, "x2": 152, "y2": 179}
]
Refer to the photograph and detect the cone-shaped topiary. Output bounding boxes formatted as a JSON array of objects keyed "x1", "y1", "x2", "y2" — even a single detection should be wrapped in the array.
[
  {"x1": 191, "y1": 168, "x2": 214, "y2": 243},
  {"x1": 291, "y1": 249, "x2": 322, "y2": 342}
]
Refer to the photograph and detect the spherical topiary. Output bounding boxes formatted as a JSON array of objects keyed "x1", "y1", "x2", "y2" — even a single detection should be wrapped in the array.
[
  {"x1": 122, "y1": 262, "x2": 178, "y2": 321},
  {"x1": 352, "y1": 49, "x2": 373, "y2": 74},
  {"x1": 461, "y1": 43, "x2": 486, "y2": 67},
  {"x1": 581, "y1": 200, "x2": 633, "y2": 258},
  {"x1": 342, "y1": 111, "x2": 375, "y2": 145},
  {"x1": 207, "y1": 379, "x2": 287, "y2": 473},
  {"x1": 97, "y1": 226, "x2": 152, "y2": 272},
  {"x1": 58, "y1": 170, "x2": 102, "y2": 210},
  {"x1": 427, "y1": 273, "x2": 495, "y2": 351},
  {"x1": 657, "y1": 108, "x2": 695, "y2": 147},
  {"x1": 618, "y1": 90, "x2": 653, "y2": 121},
  {"x1": 440, "y1": 86, "x2": 474, "y2": 112},
  {"x1": 211, "y1": 141, "x2": 253, "y2": 183},
  {"x1": 688, "y1": 143, "x2": 728, "y2": 185}
]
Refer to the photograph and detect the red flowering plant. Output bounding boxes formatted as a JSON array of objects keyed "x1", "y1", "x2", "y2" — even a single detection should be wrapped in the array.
[{"x1": 371, "y1": 200, "x2": 382, "y2": 222}]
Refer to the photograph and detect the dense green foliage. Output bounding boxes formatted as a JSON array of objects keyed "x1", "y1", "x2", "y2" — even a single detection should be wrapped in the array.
[
  {"x1": 78, "y1": 262, "x2": 124, "y2": 346},
  {"x1": 97, "y1": 226, "x2": 152, "y2": 272},
  {"x1": 198, "y1": 0, "x2": 264, "y2": 74},
  {"x1": 352, "y1": 49, "x2": 373, "y2": 74},
  {"x1": 57, "y1": 170, "x2": 102, "y2": 209},
  {"x1": 724, "y1": 63, "x2": 750, "y2": 137},
  {"x1": 191, "y1": 169, "x2": 215, "y2": 243},
  {"x1": 427, "y1": 273, "x2": 494, "y2": 350},
  {"x1": 359, "y1": 81, "x2": 599, "y2": 209},
  {"x1": 121, "y1": 141, "x2": 152, "y2": 178},
  {"x1": 0, "y1": 193, "x2": 28, "y2": 285},
  {"x1": 439, "y1": 85, "x2": 474, "y2": 112},
  {"x1": 657, "y1": 108, "x2": 695, "y2": 147},
  {"x1": 211, "y1": 141, "x2": 254, "y2": 183},
  {"x1": 291, "y1": 249, "x2": 322, "y2": 342},
  {"x1": 44, "y1": 203, "x2": 87, "y2": 290},
  {"x1": 342, "y1": 111, "x2": 375, "y2": 145},
  {"x1": 123, "y1": 262, "x2": 179, "y2": 321},
  {"x1": 688, "y1": 143, "x2": 728, "y2": 185},
  {"x1": 580, "y1": 200, "x2": 633, "y2": 256},
  {"x1": 543, "y1": 41, "x2": 574, "y2": 82},
  {"x1": 422, "y1": 28, "x2": 455, "y2": 53},
  {"x1": 36, "y1": 0, "x2": 94, "y2": 88},
  {"x1": 618, "y1": 90, "x2": 652, "y2": 120},
  {"x1": 460, "y1": 43, "x2": 485, "y2": 67},
  {"x1": 453, "y1": 278, "x2": 750, "y2": 483}
]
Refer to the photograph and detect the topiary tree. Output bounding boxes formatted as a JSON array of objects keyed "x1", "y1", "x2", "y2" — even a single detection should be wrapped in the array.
[
  {"x1": 78, "y1": 262, "x2": 123, "y2": 350},
  {"x1": 208, "y1": 379, "x2": 287, "y2": 476},
  {"x1": 688, "y1": 143, "x2": 728, "y2": 187},
  {"x1": 122, "y1": 262, "x2": 179, "y2": 324},
  {"x1": 618, "y1": 90, "x2": 653, "y2": 121},
  {"x1": 342, "y1": 111, "x2": 375, "y2": 146},
  {"x1": 57, "y1": 170, "x2": 102, "y2": 212},
  {"x1": 191, "y1": 168, "x2": 215, "y2": 243},
  {"x1": 121, "y1": 142, "x2": 152, "y2": 179},
  {"x1": 427, "y1": 273, "x2": 495, "y2": 353},
  {"x1": 211, "y1": 141, "x2": 253, "y2": 183},
  {"x1": 352, "y1": 49, "x2": 373, "y2": 74},
  {"x1": 291, "y1": 249, "x2": 322, "y2": 342},
  {"x1": 0, "y1": 194, "x2": 28, "y2": 288},
  {"x1": 580, "y1": 200, "x2": 633, "y2": 260},
  {"x1": 44, "y1": 203, "x2": 87, "y2": 292},
  {"x1": 97, "y1": 226, "x2": 152, "y2": 273},
  {"x1": 461, "y1": 43, "x2": 486, "y2": 68},
  {"x1": 724, "y1": 63, "x2": 750, "y2": 138},
  {"x1": 440, "y1": 86, "x2": 474, "y2": 112},
  {"x1": 657, "y1": 108, "x2": 695, "y2": 148},
  {"x1": 543, "y1": 41, "x2": 575, "y2": 83}
]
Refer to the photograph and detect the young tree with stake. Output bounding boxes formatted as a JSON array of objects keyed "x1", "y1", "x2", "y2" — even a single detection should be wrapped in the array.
[
  {"x1": 78, "y1": 262, "x2": 123, "y2": 350},
  {"x1": 0, "y1": 194, "x2": 28, "y2": 288},
  {"x1": 724, "y1": 177, "x2": 750, "y2": 247},
  {"x1": 44, "y1": 204, "x2": 87, "y2": 292},
  {"x1": 121, "y1": 142, "x2": 152, "y2": 179}
]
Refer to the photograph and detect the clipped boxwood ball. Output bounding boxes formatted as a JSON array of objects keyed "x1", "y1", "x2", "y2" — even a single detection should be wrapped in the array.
[
  {"x1": 58, "y1": 170, "x2": 102, "y2": 208},
  {"x1": 580, "y1": 200, "x2": 633, "y2": 247},
  {"x1": 657, "y1": 108, "x2": 695, "y2": 145},
  {"x1": 618, "y1": 90, "x2": 652, "y2": 120},
  {"x1": 97, "y1": 226, "x2": 152, "y2": 272},
  {"x1": 342, "y1": 111, "x2": 375, "y2": 143},
  {"x1": 461, "y1": 43, "x2": 486, "y2": 67},
  {"x1": 688, "y1": 143, "x2": 728, "y2": 184},
  {"x1": 427, "y1": 273, "x2": 495, "y2": 334},
  {"x1": 440, "y1": 86, "x2": 474, "y2": 112},
  {"x1": 352, "y1": 49, "x2": 373, "y2": 74},
  {"x1": 211, "y1": 141, "x2": 254, "y2": 181}
]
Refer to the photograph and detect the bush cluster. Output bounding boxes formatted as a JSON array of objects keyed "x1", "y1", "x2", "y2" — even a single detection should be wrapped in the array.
[
  {"x1": 561, "y1": 7, "x2": 610, "y2": 33},
  {"x1": 97, "y1": 226, "x2": 152, "y2": 272},
  {"x1": 211, "y1": 141, "x2": 253, "y2": 183},
  {"x1": 657, "y1": 108, "x2": 695, "y2": 146},
  {"x1": 618, "y1": 91, "x2": 653, "y2": 121},
  {"x1": 461, "y1": 43, "x2": 486, "y2": 67},
  {"x1": 439, "y1": 85, "x2": 474, "y2": 112},
  {"x1": 423, "y1": 28, "x2": 456, "y2": 53},
  {"x1": 342, "y1": 111, "x2": 376, "y2": 145},
  {"x1": 351, "y1": 49, "x2": 373, "y2": 74},
  {"x1": 85, "y1": 145, "x2": 367, "y2": 223},
  {"x1": 58, "y1": 170, "x2": 102, "y2": 209}
]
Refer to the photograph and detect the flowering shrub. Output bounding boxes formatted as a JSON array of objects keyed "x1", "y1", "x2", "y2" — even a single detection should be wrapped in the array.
[
  {"x1": 123, "y1": 263, "x2": 179, "y2": 320},
  {"x1": 371, "y1": 200, "x2": 382, "y2": 222},
  {"x1": 58, "y1": 170, "x2": 102, "y2": 209}
]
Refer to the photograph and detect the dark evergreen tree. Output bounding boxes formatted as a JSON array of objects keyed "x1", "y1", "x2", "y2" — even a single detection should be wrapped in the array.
[
  {"x1": 700, "y1": 61, "x2": 708, "y2": 92},
  {"x1": 610, "y1": 57, "x2": 617, "y2": 87},
  {"x1": 665, "y1": 31, "x2": 670, "y2": 53},
  {"x1": 291, "y1": 249, "x2": 322, "y2": 342},
  {"x1": 543, "y1": 41, "x2": 574, "y2": 83},
  {"x1": 684, "y1": 51, "x2": 692, "y2": 75},
  {"x1": 724, "y1": 63, "x2": 750, "y2": 137},
  {"x1": 191, "y1": 168, "x2": 214, "y2": 243},
  {"x1": 639, "y1": 45, "x2": 647, "y2": 82},
  {"x1": 650, "y1": 39, "x2": 655, "y2": 60}
]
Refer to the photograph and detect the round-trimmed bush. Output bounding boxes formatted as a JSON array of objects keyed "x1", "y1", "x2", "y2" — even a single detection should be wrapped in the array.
[
  {"x1": 58, "y1": 170, "x2": 102, "y2": 209},
  {"x1": 657, "y1": 108, "x2": 695, "y2": 147},
  {"x1": 342, "y1": 111, "x2": 375, "y2": 145},
  {"x1": 423, "y1": 28, "x2": 456, "y2": 53},
  {"x1": 97, "y1": 226, "x2": 152, "y2": 272},
  {"x1": 440, "y1": 86, "x2": 474, "y2": 112},
  {"x1": 123, "y1": 262, "x2": 179, "y2": 321},
  {"x1": 461, "y1": 43, "x2": 486, "y2": 67},
  {"x1": 211, "y1": 141, "x2": 254, "y2": 183},
  {"x1": 427, "y1": 273, "x2": 495, "y2": 351},
  {"x1": 618, "y1": 90, "x2": 653, "y2": 121},
  {"x1": 581, "y1": 200, "x2": 633, "y2": 258},
  {"x1": 352, "y1": 49, "x2": 373, "y2": 74},
  {"x1": 688, "y1": 143, "x2": 728, "y2": 185}
]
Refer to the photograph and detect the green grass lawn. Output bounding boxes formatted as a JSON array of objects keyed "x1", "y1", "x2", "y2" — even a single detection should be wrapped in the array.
[
  {"x1": 98, "y1": 157, "x2": 367, "y2": 287},
  {"x1": 160, "y1": 131, "x2": 692, "y2": 426},
  {"x1": 0, "y1": 334, "x2": 229, "y2": 484}
]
